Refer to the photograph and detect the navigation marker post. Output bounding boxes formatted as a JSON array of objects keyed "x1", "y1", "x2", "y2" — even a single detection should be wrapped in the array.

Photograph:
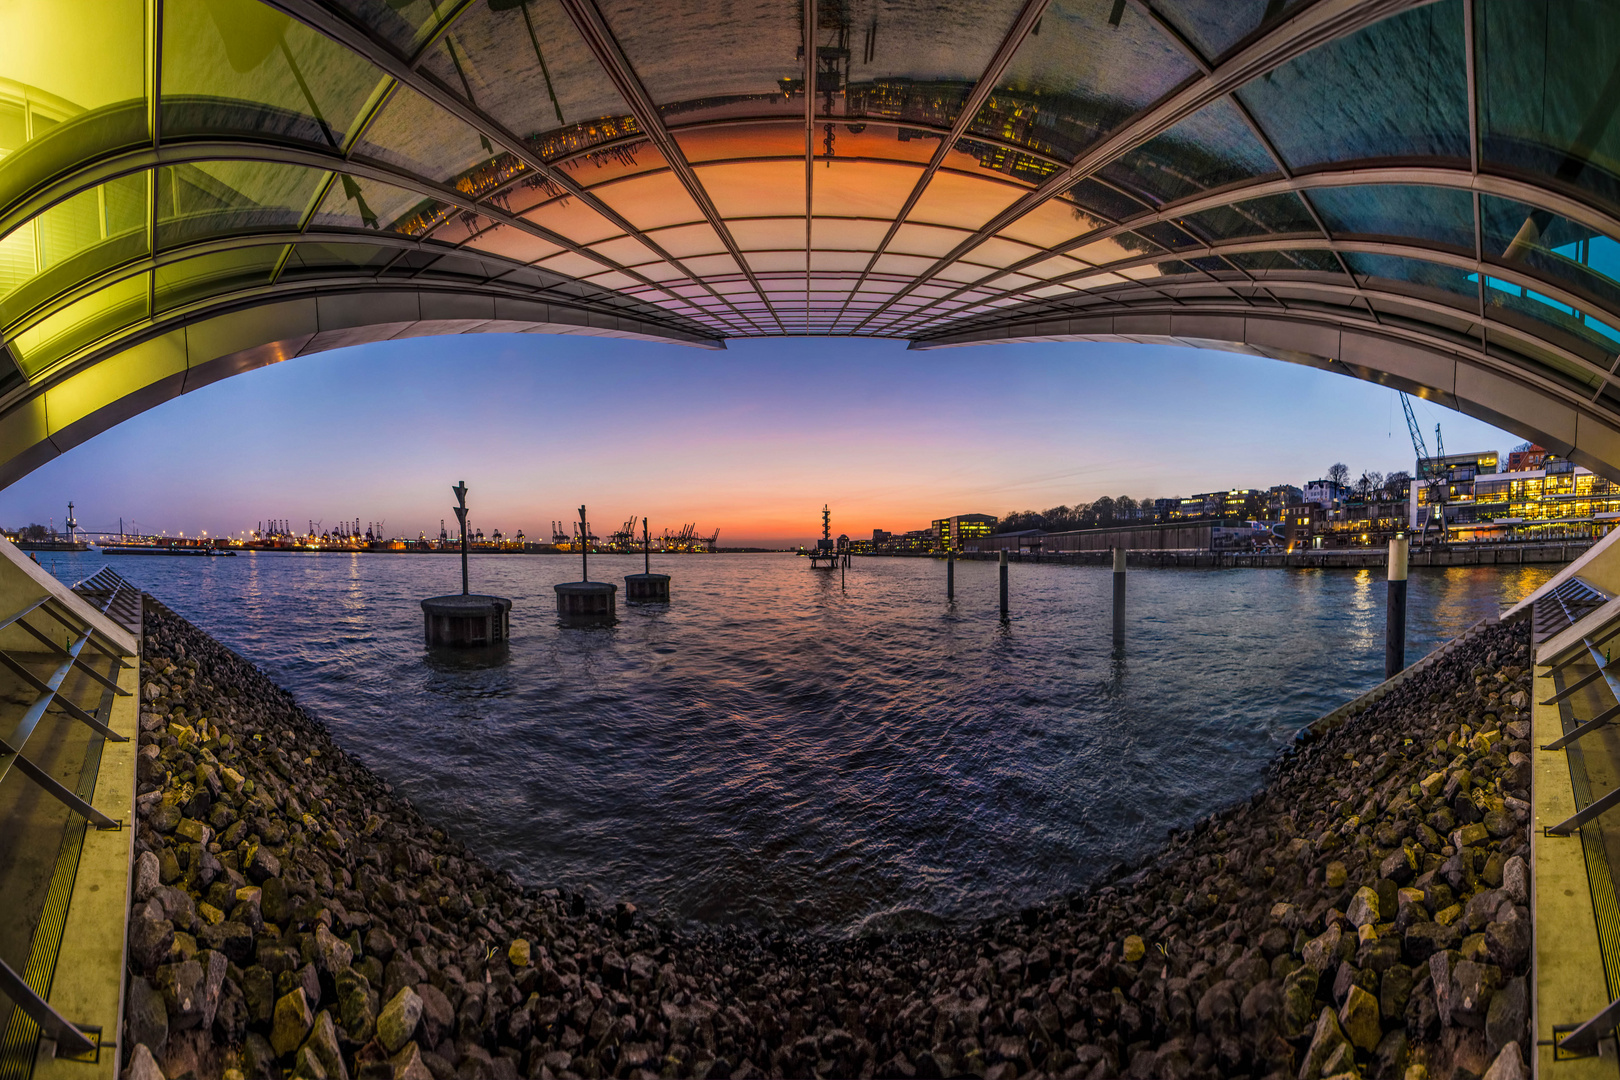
[
  {"x1": 420, "y1": 481, "x2": 511, "y2": 648},
  {"x1": 1386, "y1": 535, "x2": 1409, "y2": 678}
]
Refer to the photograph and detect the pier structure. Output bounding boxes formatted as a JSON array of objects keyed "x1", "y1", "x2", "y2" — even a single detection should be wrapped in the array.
[
  {"x1": 421, "y1": 482, "x2": 511, "y2": 647},
  {"x1": 556, "y1": 506, "x2": 617, "y2": 626},
  {"x1": 624, "y1": 517, "x2": 670, "y2": 603},
  {"x1": 807, "y1": 505, "x2": 842, "y2": 570}
]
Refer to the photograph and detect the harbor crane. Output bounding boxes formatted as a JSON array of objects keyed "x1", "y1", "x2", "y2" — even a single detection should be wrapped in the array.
[
  {"x1": 1400, "y1": 393, "x2": 1449, "y2": 547},
  {"x1": 608, "y1": 514, "x2": 638, "y2": 550}
]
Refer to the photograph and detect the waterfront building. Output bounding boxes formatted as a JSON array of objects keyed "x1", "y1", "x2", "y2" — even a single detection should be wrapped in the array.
[
  {"x1": 1265, "y1": 485, "x2": 1304, "y2": 518},
  {"x1": 8, "y1": 7, "x2": 1620, "y2": 1072},
  {"x1": 1409, "y1": 450, "x2": 1500, "y2": 534},
  {"x1": 930, "y1": 513, "x2": 997, "y2": 552},
  {"x1": 1506, "y1": 444, "x2": 1554, "y2": 472},
  {"x1": 1302, "y1": 479, "x2": 1348, "y2": 509}
]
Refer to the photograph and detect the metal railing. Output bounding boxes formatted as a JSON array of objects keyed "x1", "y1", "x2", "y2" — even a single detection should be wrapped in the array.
[
  {"x1": 1534, "y1": 576, "x2": 1610, "y2": 643},
  {"x1": 1536, "y1": 581, "x2": 1620, "y2": 1057},
  {"x1": 0, "y1": 567, "x2": 138, "y2": 1062}
]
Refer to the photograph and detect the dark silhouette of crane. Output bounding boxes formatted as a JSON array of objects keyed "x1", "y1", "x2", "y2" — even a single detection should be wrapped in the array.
[{"x1": 1400, "y1": 393, "x2": 1448, "y2": 547}]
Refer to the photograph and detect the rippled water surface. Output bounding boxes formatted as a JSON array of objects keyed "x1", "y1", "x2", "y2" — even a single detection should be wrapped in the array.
[{"x1": 48, "y1": 551, "x2": 1550, "y2": 930}]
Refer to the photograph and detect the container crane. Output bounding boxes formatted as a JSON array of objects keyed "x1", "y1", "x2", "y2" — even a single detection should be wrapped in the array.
[{"x1": 1400, "y1": 393, "x2": 1448, "y2": 547}]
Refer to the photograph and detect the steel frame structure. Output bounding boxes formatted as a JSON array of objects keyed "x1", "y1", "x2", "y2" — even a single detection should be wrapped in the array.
[{"x1": 4, "y1": 0, "x2": 1620, "y2": 482}]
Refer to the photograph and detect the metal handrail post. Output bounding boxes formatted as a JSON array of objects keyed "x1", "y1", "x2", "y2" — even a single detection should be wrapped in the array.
[{"x1": 0, "y1": 956, "x2": 97, "y2": 1057}]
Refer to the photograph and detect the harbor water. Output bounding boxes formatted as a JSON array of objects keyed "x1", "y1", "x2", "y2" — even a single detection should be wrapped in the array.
[{"x1": 50, "y1": 551, "x2": 1551, "y2": 932}]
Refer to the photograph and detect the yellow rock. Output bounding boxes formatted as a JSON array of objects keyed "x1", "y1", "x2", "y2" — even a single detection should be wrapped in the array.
[
  {"x1": 1435, "y1": 903, "x2": 1463, "y2": 927},
  {"x1": 1122, "y1": 935, "x2": 1145, "y2": 963},
  {"x1": 1325, "y1": 861, "x2": 1348, "y2": 888},
  {"x1": 199, "y1": 902, "x2": 224, "y2": 925},
  {"x1": 508, "y1": 938, "x2": 532, "y2": 968},
  {"x1": 1420, "y1": 771, "x2": 1446, "y2": 797}
]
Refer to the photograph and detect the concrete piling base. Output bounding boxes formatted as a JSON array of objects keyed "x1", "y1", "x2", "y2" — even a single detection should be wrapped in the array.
[
  {"x1": 623, "y1": 573, "x2": 671, "y2": 603},
  {"x1": 555, "y1": 581, "x2": 617, "y2": 625},
  {"x1": 421, "y1": 594, "x2": 512, "y2": 647}
]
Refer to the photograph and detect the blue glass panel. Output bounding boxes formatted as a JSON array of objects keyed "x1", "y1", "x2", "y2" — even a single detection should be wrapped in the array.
[
  {"x1": 1480, "y1": 194, "x2": 1620, "y2": 316},
  {"x1": 1152, "y1": 0, "x2": 1310, "y2": 62},
  {"x1": 1235, "y1": 1, "x2": 1469, "y2": 170},
  {"x1": 1134, "y1": 221, "x2": 1200, "y2": 252},
  {"x1": 1308, "y1": 185, "x2": 1474, "y2": 250},
  {"x1": 1098, "y1": 98, "x2": 1279, "y2": 208},
  {"x1": 1478, "y1": 0, "x2": 1620, "y2": 217},
  {"x1": 1480, "y1": 272, "x2": 1620, "y2": 352},
  {"x1": 1058, "y1": 177, "x2": 1151, "y2": 223},
  {"x1": 1345, "y1": 252, "x2": 1475, "y2": 299},
  {"x1": 1179, "y1": 193, "x2": 1318, "y2": 243},
  {"x1": 1227, "y1": 249, "x2": 1341, "y2": 274},
  {"x1": 970, "y1": 0, "x2": 1198, "y2": 162}
]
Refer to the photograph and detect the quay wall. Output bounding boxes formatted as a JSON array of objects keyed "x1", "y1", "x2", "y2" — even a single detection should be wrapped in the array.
[
  {"x1": 878, "y1": 540, "x2": 1593, "y2": 569},
  {"x1": 124, "y1": 601, "x2": 1536, "y2": 1080}
]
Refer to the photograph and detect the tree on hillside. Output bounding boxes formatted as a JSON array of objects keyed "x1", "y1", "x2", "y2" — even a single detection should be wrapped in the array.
[
  {"x1": 1354, "y1": 471, "x2": 1384, "y2": 499},
  {"x1": 1326, "y1": 462, "x2": 1351, "y2": 486}
]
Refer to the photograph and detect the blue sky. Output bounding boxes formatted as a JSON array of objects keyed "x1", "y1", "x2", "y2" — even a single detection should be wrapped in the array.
[{"x1": 0, "y1": 334, "x2": 1517, "y2": 546}]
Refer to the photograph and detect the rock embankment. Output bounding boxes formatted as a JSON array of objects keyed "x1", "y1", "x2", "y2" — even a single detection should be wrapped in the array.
[{"x1": 125, "y1": 602, "x2": 1534, "y2": 1080}]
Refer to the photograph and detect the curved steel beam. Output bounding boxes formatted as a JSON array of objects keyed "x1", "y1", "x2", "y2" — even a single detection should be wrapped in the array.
[
  {"x1": 920, "y1": 275, "x2": 1619, "y2": 398},
  {"x1": 0, "y1": 281, "x2": 721, "y2": 490},
  {"x1": 906, "y1": 300, "x2": 1620, "y2": 480},
  {"x1": 264, "y1": 0, "x2": 767, "y2": 333},
  {"x1": 831, "y1": 0, "x2": 1052, "y2": 323},
  {"x1": 850, "y1": 0, "x2": 1440, "y2": 332},
  {"x1": 2, "y1": 228, "x2": 706, "y2": 350},
  {"x1": 554, "y1": 0, "x2": 786, "y2": 332},
  {"x1": 0, "y1": 142, "x2": 741, "y2": 338},
  {"x1": 0, "y1": 141, "x2": 735, "y2": 337},
  {"x1": 889, "y1": 236, "x2": 1620, "y2": 356}
]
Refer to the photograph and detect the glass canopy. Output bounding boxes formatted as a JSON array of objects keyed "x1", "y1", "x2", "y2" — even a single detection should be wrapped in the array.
[{"x1": 3, "y1": 0, "x2": 1620, "y2": 464}]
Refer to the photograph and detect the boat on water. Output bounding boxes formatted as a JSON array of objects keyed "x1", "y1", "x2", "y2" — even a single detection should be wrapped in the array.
[{"x1": 103, "y1": 544, "x2": 235, "y2": 557}]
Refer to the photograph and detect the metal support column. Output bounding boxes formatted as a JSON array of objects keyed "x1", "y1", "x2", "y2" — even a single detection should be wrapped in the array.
[
  {"x1": 1386, "y1": 536, "x2": 1409, "y2": 678},
  {"x1": 999, "y1": 550, "x2": 1008, "y2": 622}
]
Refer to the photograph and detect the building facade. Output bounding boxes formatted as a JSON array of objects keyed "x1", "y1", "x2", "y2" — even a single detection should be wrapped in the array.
[{"x1": 931, "y1": 514, "x2": 997, "y2": 552}]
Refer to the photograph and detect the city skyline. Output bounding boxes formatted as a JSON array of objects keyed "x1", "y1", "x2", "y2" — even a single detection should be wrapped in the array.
[{"x1": 0, "y1": 335, "x2": 1520, "y2": 547}]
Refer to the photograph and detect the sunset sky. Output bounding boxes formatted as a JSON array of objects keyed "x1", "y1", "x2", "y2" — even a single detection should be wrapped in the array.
[{"x1": 0, "y1": 334, "x2": 1518, "y2": 547}]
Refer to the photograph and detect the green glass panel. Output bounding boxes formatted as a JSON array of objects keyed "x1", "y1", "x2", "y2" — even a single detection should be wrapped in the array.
[
  {"x1": 1343, "y1": 252, "x2": 1476, "y2": 299},
  {"x1": 311, "y1": 173, "x2": 451, "y2": 236},
  {"x1": 352, "y1": 84, "x2": 523, "y2": 197},
  {"x1": 968, "y1": 0, "x2": 1197, "y2": 162},
  {"x1": 0, "y1": 0, "x2": 148, "y2": 214},
  {"x1": 328, "y1": 0, "x2": 454, "y2": 57},
  {"x1": 156, "y1": 161, "x2": 328, "y2": 249},
  {"x1": 1152, "y1": 0, "x2": 1310, "y2": 62},
  {"x1": 1098, "y1": 98, "x2": 1278, "y2": 208},
  {"x1": 0, "y1": 172, "x2": 150, "y2": 330},
  {"x1": 1481, "y1": 194, "x2": 1620, "y2": 315},
  {"x1": 421, "y1": 0, "x2": 636, "y2": 154},
  {"x1": 1235, "y1": 1, "x2": 1468, "y2": 170},
  {"x1": 1477, "y1": 0, "x2": 1620, "y2": 216},
  {"x1": 1178, "y1": 193, "x2": 1318, "y2": 243},
  {"x1": 154, "y1": 244, "x2": 282, "y2": 312},
  {"x1": 162, "y1": 0, "x2": 386, "y2": 148},
  {"x1": 1309, "y1": 185, "x2": 1475, "y2": 250},
  {"x1": 11, "y1": 270, "x2": 148, "y2": 377}
]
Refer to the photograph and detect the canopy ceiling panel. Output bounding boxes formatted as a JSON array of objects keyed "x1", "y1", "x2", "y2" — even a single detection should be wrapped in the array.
[{"x1": 3, "y1": 0, "x2": 1620, "y2": 482}]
